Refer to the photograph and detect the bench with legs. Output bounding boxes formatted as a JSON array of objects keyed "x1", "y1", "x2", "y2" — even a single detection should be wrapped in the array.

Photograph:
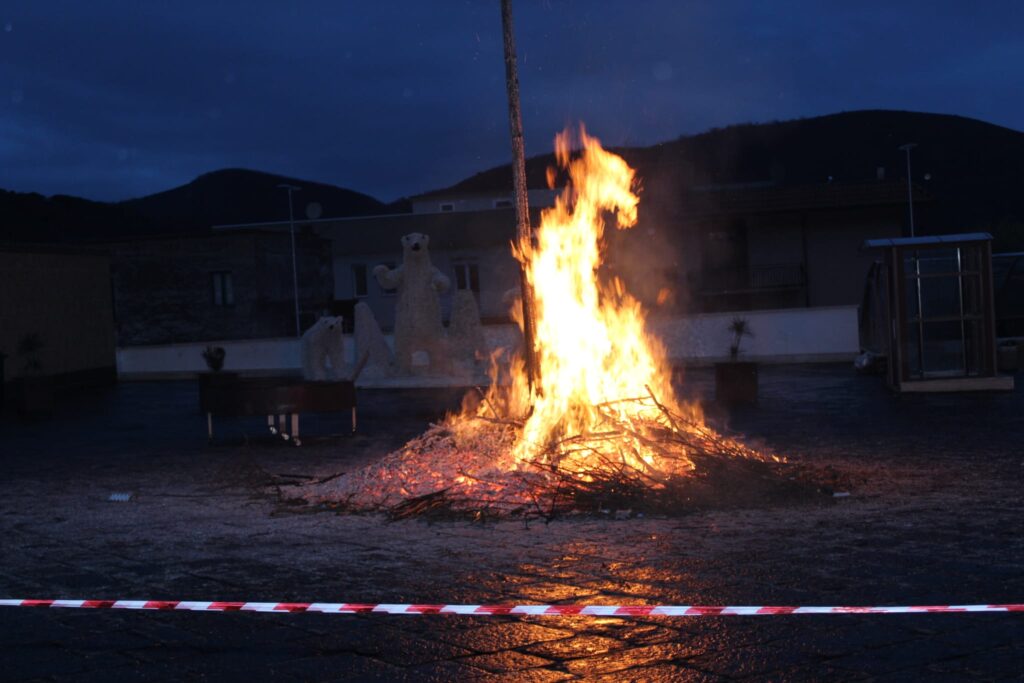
[{"x1": 198, "y1": 375, "x2": 357, "y2": 445}]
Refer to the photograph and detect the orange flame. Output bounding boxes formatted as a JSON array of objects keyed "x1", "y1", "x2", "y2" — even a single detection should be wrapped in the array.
[
  {"x1": 466, "y1": 127, "x2": 686, "y2": 473},
  {"x1": 314, "y1": 126, "x2": 779, "y2": 514}
]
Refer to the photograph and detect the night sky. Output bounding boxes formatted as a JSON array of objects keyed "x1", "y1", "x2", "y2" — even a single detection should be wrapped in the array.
[{"x1": 2, "y1": 1, "x2": 1022, "y2": 202}]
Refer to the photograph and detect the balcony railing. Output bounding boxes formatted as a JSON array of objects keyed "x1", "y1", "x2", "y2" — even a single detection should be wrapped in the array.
[{"x1": 697, "y1": 264, "x2": 806, "y2": 313}]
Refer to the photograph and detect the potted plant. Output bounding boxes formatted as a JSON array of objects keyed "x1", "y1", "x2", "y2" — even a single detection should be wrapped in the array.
[
  {"x1": 202, "y1": 345, "x2": 227, "y2": 372},
  {"x1": 13, "y1": 333, "x2": 55, "y2": 416},
  {"x1": 714, "y1": 317, "x2": 758, "y2": 405},
  {"x1": 197, "y1": 346, "x2": 237, "y2": 410}
]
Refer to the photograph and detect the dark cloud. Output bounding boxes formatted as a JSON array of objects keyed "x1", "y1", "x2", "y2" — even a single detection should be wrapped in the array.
[{"x1": 1, "y1": 0, "x2": 1022, "y2": 202}]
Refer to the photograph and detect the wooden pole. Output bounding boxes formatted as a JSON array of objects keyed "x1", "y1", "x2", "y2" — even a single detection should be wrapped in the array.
[{"x1": 500, "y1": 0, "x2": 541, "y2": 392}]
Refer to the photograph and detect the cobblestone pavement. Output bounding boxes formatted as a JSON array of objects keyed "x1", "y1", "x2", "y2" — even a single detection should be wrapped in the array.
[{"x1": 1, "y1": 365, "x2": 1022, "y2": 681}]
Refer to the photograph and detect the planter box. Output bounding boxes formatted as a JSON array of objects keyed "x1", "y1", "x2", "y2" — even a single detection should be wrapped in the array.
[
  {"x1": 197, "y1": 371, "x2": 240, "y2": 393},
  {"x1": 199, "y1": 375, "x2": 355, "y2": 416},
  {"x1": 714, "y1": 362, "x2": 759, "y2": 406},
  {"x1": 197, "y1": 374, "x2": 358, "y2": 441}
]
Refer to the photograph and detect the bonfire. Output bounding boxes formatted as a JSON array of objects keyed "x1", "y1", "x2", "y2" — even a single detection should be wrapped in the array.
[{"x1": 304, "y1": 129, "x2": 822, "y2": 519}]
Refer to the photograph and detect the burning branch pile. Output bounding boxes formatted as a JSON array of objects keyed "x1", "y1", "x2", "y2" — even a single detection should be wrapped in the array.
[
  {"x1": 302, "y1": 129, "x2": 826, "y2": 519},
  {"x1": 303, "y1": 389, "x2": 808, "y2": 520}
]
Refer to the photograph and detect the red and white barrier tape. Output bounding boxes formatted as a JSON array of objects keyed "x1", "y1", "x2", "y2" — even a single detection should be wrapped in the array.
[{"x1": 2, "y1": 600, "x2": 1022, "y2": 615}]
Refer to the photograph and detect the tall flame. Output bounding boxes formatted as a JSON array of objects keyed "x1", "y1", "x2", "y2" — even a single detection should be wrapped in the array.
[
  {"x1": 307, "y1": 126, "x2": 780, "y2": 515},
  {"x1": 480, "y1": 127, "x2": 681, "y2": 470}
]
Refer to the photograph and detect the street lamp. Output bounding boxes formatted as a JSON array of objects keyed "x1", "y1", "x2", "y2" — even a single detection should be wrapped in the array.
[
  {"x1": 277, "y1": 183, "x2": 302, "y2": 337},
  {"x1": 898, "y1": 143, "x2": 917, "y2": 237}
]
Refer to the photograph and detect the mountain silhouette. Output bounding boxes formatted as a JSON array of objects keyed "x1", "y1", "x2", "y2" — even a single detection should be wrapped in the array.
[
  {"x1": 4, "y1": 111, "x2": 1023, "y2": 249},
  {"x1": 1, "y1": 169, "x2": 385, "y2": 243},
  {"x1": 420, "y1": 110, "x2": 1024, "y2": 248},
  {"x1": 119, "y1": 168, "x2": 386, "y2": 230}
]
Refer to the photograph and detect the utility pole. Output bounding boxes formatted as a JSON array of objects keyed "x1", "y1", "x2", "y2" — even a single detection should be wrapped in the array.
[
  {"x1": 277, "y1": 183, "x2": 302, "y2": 337},
  {"x1": 500, "y1": 0, "x2": 541, "y2": 392},
  {"x1": 898, "y1": 143, "x2": 917, "y2": 237}
]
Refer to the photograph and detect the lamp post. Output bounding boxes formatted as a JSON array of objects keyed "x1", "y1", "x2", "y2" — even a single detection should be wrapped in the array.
[
  {"x1": 277, "y1": 183, "x2": 302, "y2": 337},
  {"x1": 898, "y1": 143, "x2": 917, "y2": 237}
]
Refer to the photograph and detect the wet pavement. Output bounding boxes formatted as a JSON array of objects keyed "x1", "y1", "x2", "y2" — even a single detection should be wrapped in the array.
[{"x1": 1, "y1": 364, "x2": 1022, "y2": 681}]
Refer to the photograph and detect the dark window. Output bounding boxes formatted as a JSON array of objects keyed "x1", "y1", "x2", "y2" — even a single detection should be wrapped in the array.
[
  {"x1": 211, "y1": 271, "x2": 234, "y2": 306},
  {"x1": 352, "y1": 264, "x2": 368, "y2": 297},
  {"x1": 454, "y1": 263, "x2": 480, "y2": 293},
  {"x1": 440, "y1": 202, "x2": 455, "y2": 212}
]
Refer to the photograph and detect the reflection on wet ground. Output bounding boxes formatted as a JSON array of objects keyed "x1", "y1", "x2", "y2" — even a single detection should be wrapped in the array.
[{"x1": 0, "y1": 365, "x2": 1022, "y2": 680}]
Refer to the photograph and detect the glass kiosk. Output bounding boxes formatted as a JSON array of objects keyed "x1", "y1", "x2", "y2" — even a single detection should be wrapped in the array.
[{"x1": 863, "y1": 233, "x2": 1012, "y2": 392}]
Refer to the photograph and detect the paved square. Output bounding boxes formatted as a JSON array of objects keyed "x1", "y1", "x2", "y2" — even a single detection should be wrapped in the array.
[{"x1": 1, "y1": 365, "x2": 1022, "y2": 681}]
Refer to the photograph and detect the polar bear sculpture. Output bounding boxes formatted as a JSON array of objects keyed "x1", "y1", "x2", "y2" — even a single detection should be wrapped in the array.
[
  {"x1": 373, "y1": 233, "x2": 450, "y2": 374},
  {"x1": 353, "y1": 301, "x2": 394, "y2": 378},
  {"x1": 300, "y1": 315, "x2": 346, "y2": 381}
]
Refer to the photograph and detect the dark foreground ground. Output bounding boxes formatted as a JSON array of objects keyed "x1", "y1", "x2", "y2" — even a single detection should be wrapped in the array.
[{"x1": 1, "y1": 365, "x2": 1022, "y2": 682}]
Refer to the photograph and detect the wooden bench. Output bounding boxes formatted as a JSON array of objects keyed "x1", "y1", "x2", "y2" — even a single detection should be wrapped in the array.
[{"x1": 198, "y1": 375, "x2": 357, "y2": 445}]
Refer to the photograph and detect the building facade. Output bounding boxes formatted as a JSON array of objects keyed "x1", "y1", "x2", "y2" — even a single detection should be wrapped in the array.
[
  {"x1": 207, "y1": 181, "x2": 922, "y2": 335},
  {"x1": 666, "y1": 181, "x2": 924, "y2": 313},
  {"x1": 410, "y1": 189, "x2": 558, "y2": 215},
  {"x1": 0, "y1": 245, "x2": 116, "y2": 388},
  {"x1": 109, "y1": 231, "x2": 334, "y2": 346},
  {"x1": 317, "y1": 209, "x2": 534, "y2": 330}
]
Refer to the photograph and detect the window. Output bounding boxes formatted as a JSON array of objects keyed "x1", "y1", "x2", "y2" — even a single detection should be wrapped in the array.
[
  {"x1": 453, "y1": 262, "x2": 480, "y2": 293},
  {"x1": 211, "y1": 271, "x2": 234, "y2": 306},
  {"x1": 377, "y1": 263, "x2": 397, "y2": 296},
  {"x1": 439, "y1": 202, "x2": 454, "y2": 212},
  {"x1": 352, "y1": 264, "x2": 368, "y2": 297},
  {"x1": 493, "y1": 198, "x2": 513, "y2": 209}
]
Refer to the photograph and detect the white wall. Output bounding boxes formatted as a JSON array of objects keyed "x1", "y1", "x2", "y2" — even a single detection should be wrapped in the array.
[
  {"x1": 653, "y1": 305, "x2": 859, "y2": 363},
  {"x1": 117, "y1": 337, "x2": 320, "y2": 378},
  {"x1": 116, "y1": 305, "x2": 859, "y2": 378}
]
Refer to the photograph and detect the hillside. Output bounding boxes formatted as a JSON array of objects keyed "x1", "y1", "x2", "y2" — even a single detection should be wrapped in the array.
[
  {"x1": 421, "y1": 110, "x2": 1024, "y2": 248},
  {"x1": 4, "y1": 111, "x2": 1023, "y2": 247},
  {"x1": 119, "y1": 169, "x2": 386, "y2": 231},
  {"x1": 0, "y1": 190, "x2": 145, "y2": 244},
  {"x1": 0, "y1": 169, "x2": 386, "y2": 244}
]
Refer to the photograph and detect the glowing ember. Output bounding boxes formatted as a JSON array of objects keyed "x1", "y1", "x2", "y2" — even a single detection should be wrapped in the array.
[{"x1": 306, "y1": 128, "x2": 784, "y2": 517}]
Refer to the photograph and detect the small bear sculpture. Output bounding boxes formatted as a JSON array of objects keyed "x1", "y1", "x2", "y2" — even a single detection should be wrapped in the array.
[{"x1": 300, "y1": 315, "x2": 346, "y2": 381}]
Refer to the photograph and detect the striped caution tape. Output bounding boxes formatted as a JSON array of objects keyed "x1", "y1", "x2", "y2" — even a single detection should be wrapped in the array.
[{"x1": 2, "y1": 599, "x2": 1023, "y2": 616}]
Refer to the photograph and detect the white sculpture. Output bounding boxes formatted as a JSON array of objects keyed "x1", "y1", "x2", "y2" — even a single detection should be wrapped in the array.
[
  {"x1": 300, "y1": 315, "x2": 346, "y2": 381},
  {"x1": 373, "y1": 233, "x2": 450, "y2": 374},
  {"x1": 353, "y1": 301, "x2": 394, "y2": 379},
  {"x1": 448, "y1": 289, "x2": 487, "y2": 371}
]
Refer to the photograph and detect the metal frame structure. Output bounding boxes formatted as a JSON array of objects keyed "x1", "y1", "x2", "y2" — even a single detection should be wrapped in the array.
[{"x1": 864, "y1": 233, "x2": 1009, "y2": 392}]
